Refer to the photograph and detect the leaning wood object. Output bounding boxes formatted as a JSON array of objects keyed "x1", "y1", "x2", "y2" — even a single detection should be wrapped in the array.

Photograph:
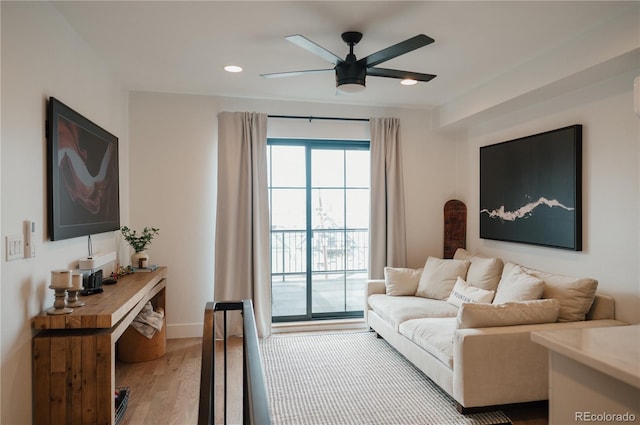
[
  {"x1": 443, "y1": 200, "x2": 467, "y2": 259},
  {"x1": 32, "y1": 267, "x2": 167, "y2": 425}
]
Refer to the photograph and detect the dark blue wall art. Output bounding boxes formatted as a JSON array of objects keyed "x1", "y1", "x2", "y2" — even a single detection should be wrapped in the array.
[{"x1": 480, "y1": 125, "x2": 582, "y2": 251}]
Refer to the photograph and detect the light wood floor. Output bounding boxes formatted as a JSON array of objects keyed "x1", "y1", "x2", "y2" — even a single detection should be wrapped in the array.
[
  {"x1": 116, "y1": 336, "x2": 547, "y2": 425},
  {"x1": 116, "y1": 337, "x2": 243, "y2": 425}
]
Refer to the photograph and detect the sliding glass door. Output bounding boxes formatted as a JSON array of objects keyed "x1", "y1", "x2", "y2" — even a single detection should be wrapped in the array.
[{"x1": 268, "y1": 139, "x2": 370, "y2": 322}]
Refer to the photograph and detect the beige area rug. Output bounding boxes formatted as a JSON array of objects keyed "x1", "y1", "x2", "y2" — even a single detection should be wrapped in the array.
[{"x1": 260, "y1": 331, "x2": 512, "y2": 425}]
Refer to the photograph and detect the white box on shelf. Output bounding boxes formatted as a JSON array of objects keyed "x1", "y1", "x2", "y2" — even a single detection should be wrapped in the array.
[{"x1": 78, "y1": 251, "x2": 116, "y2": 270}]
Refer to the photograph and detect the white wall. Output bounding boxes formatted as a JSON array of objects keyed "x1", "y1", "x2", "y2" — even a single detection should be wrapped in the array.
[
  {"x1": 458, "y1": 69, "x2": 640, "y2": 324},
  {"x1": 1, "y1": 2, "x2": 128, "y2": 424},
  {"x1": 129, "y1": 92, "x2": 456, "y2": 338},
  {"x1": 128, "y1": 93, "x2": 218, "y2": 337}
]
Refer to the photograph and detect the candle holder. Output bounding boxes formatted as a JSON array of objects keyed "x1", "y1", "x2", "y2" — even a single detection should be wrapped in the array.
[
  {"x1": 66, "y1": 289, "x2": 84, "y2": 308},
  {"x1": 46, "y1": 286, "x2": 73, "y2": 315},
  {"x1": 66, "y1": 272, "x2": 85, "y2": 308}
]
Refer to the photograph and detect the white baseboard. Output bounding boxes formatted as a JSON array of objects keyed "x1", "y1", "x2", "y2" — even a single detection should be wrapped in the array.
[{"x1": 166, "y1": 318, "x2": 368, "y2": 339}]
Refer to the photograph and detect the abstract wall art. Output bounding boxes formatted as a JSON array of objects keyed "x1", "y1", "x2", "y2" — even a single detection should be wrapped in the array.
[
  {"x1": 479, "y1": 125, "x2": 582, "y2": 250},
  {"x1": 47, "y1": 97, "x2": 121, "y2": 241}
]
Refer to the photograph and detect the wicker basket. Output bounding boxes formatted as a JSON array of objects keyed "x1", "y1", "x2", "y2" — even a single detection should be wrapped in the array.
[{"x1": 117, "y1": 315, "x2": 166, "y2": 363}]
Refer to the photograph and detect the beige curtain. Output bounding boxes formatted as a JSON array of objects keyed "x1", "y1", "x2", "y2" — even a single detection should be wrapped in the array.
[
  {"x1": 369, "y1": 117, "x2": 407, "y2": 279},
  {"x1": 214, "y1": 112, "x2": 271, "y2": 337}
]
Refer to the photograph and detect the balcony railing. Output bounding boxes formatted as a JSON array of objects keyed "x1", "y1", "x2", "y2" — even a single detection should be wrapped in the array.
[{"x1": 271, "y1": 228, "x2": 368, "y2": 278}]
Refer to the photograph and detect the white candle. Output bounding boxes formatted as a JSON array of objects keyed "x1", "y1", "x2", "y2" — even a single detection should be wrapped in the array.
[
  {"x1": 51, "y1": 269, "x2": 72, "y2": 289},
  {"x1": 71, "y1": 272, "x2": 83, "y2": 290}
]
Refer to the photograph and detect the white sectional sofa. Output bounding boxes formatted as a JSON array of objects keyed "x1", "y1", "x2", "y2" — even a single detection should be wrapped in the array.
[{"x1": 365, "y1": 249, "x2": 625, "y2": 412}]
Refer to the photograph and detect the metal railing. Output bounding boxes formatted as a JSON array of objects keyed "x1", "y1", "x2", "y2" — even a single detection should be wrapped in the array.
[
  {"x1": 198, "y1": 300, "x2": 271, "y2": 425},
  {"x1": 271, "y1": 228, "x2": 368, "y2": 278}
]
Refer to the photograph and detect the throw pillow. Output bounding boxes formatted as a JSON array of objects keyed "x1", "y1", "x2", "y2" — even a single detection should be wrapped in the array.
[
  {"x1": 492, "y1": 263, "x2": 544, "y2": 304},
  {"x1": 521, "y1": 265, "x2": 598, "y2": 322},
  {"x1": 453, "y1": 248, "x2": 504, "y2": 291},
  {"x1": 457, "y1": 299, "x2": 560, "y2": 329},
  {"x1": 446, "y1": 277, "x2": 495, "y2": 308},
  {"x1": 384, "y1": 267, "x2": 423, "y2": 296},
  {"x1": 415, "y1": 257, "x2": 471, "y2": 300}
]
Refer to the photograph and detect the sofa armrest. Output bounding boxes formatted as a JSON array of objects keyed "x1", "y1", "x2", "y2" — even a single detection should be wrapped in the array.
[
  {"x1": 587, "y1": 294, "x2": 615, "y2": 320},
  {"x1": 452, "y1": 319, "x2": 625, "y2": 409},
  {"x1": 367, "y1": 280, "x2": 386, "y2": 297},
  {"x1": 364, "y1": 280, "x2": 386, "y2": 324}
]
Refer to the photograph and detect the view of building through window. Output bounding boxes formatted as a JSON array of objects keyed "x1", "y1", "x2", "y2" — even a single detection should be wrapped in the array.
[{"x1": 268, "y1": 139, "x2": 370, "y2": 321}]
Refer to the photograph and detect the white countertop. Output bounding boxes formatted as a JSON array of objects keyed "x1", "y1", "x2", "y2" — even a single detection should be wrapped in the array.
[{"x1": 531, "y1": 324, "x2": 640, "y2": 389}]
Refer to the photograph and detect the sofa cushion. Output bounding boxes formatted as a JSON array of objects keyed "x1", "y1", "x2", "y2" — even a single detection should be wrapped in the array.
[
  {"x1": 368, "y1": 294, "x2": 458, "y2": 330},
  {"x1": 453, "y1": 248, "x2": 504, "y2": 291},
  {"x1": 384, "y1": 266, "x2": 423, "y2": 296},
  {"x1": 501, "y1": 262, "x2": 599, "y2": 322},
  {"x1": 446, "y1": 277, "x2": 495, "y2": 308},
  {"x1": 457, "y1": 299, "x2": 561, "y2": 329},
  {"x1": 399, "y1": 317, "x2": 457, "y2": 369},
  {"x1": 415, "y1": 257, "x2": 471, "y2": 300},
  {"x1": 520, "y1": 265, "x2": 598, "y2": 322},
  {"x1": 493, "y1": 263, "x2": 544, "y2": 304}
]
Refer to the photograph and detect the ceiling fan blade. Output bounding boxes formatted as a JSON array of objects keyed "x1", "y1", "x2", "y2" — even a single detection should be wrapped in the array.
[
  {"x1": 367, "y1": 67, "x2": 436, "y2": 82},
  {"x1": 286, "y1": 34, "x2": 343, "y2": 65},
  {"x1": 260, "y1": 69, "x2": 334, "y2": 79},
  {"x1": 360, "y1": 34, "x2": 434, "y2": 68}
]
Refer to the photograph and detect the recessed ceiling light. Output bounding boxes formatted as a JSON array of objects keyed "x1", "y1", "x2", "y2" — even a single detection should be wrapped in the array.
[
  {"x1": 400, "y1": 79, "x2": 418, "y2": 86},
  {"x1": 224, "y1": 65, "x2": 243, "y2": 73}
]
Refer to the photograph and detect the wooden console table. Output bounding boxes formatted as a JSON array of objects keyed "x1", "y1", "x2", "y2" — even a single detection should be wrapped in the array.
[{"x1": 32, "y1": 267, "x2": 167, "y2": 425}]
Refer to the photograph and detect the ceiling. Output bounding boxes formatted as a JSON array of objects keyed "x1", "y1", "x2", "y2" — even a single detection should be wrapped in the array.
[{"x1": 52, "y1": 1, "x2": 638, "y2": 111}]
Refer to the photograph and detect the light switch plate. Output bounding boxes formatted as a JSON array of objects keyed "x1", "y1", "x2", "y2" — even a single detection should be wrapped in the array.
[{"x1": 6, "y1": 234, "x2": 24, "y2": 261}]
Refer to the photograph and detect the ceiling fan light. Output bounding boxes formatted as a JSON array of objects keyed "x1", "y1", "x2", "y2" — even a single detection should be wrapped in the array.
[
  {"x1": 337, "y1": 83, "x2": 366, "y2": 94},
  {"x1": 401, "y1": 79, "x2": 418, "y2": 86},
  {"x1": 335, "y1": 61, "x2": 366, "y2": 94}
]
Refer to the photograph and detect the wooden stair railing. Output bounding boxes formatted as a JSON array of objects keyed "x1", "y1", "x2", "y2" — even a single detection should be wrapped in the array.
[{"x1": 198, "y1": 300, "x2": 271, "y2": 425}]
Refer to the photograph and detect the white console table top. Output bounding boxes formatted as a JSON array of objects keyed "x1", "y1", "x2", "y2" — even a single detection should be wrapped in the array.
[{"x1": 532, "y1": 324, "x2": 640, "y2": 389}]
